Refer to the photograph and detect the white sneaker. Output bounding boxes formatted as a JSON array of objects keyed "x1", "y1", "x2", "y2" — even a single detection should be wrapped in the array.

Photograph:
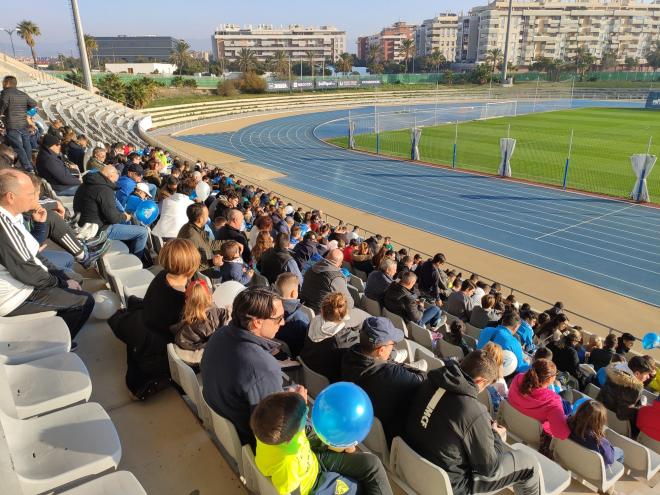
[{"x1": 408, "y1": 359, "x2": 428, "y2": 372}]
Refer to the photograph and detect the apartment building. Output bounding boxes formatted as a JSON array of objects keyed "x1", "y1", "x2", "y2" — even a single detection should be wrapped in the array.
[
  {"x1": 457, "y1": 0, "x2": 660, "y2": 65},
  {"x1": 415, "y1": 14, "x2": 460, "y2": 62},
  {"x1": 211, "y1": 25, "x2": 346, "y2": 63},
  {"x1": 357, "y1": 22, "x2": 417, "y2": 62}
]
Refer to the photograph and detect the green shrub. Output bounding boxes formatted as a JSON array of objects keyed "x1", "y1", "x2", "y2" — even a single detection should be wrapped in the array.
[
  {"x1": 240, "y1": 71, "x2": 267, "y2": 94},
  {"x1": 217, "y1": 79, "x2": 238, "y2": 97}
]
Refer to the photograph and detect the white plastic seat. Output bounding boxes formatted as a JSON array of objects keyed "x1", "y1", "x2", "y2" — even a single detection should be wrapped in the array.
[
  {"x1": 353, "y1": 268, "x2": 368, "y2": 282},
  {"x1": 102, "y1": 253, "x2": 142, "y2": 276},
  {"x1": 498, "y1": 400, "x2": 543, "y2": 448},
  {"x1": 382, "y1": 308, "x2": 408, "y2": 337},
  {"x1": 0, "y1": 402, "x2": 122, "y2": 495},
  {"x1": 1, "y1": 352, "x2": 91, "y2": 419},
  {"x1": 59, "y1": 471, "x2": 147, "y2": 494},
  {"x1": 349, "y1": 274, "x2": 365, "y2": 292},
  {"x1": 604, "y1": 407, "x2": 631, "y2": 437},
  {"x1": 579, "y1": 363, "x2": 596, "y2": 377},
  {"x1": 359, "y1": 296, "x2": 382, "y2": 317},
  {"x1": 638, "y1": 432, "x2": 660, "y2": 455},
  {"x1": 511, "y1": 443, "x2": 571, "y2": 495},
  {"x1": 477, "y1": 388, "x2": 494, "y2": 418},
  {"x1": 347, "y1": 284, "x2": 362, "y2": 307},
  {"x1": 465, "y1": 323, "x2": 482, "y2": 340},
  {"x1": 299, "y1": 305, "x2": 315, "y2": 322},
  {"x1": 390, "y1": 436, "x2": 454, "y2": 495},
  {"x1": 113, "y1": 269, "x2": 154, "y2": 305},
  {"x1": 204, "y1": 396, "x2": 245, "y2": 477},
  {"x1": 249, "y1": 273, "x2": 269, "y2": 287},
  {"x1": 435, "y1": 338, "x2": 464, "y2": 360},
  {"x1": 605, "y1": 428, "x2": 660, "y2": 481},
  {"x1": 362, "y1": 416, "x2": 390, "y2": 468},
  {"x1": 0, "y1": 316, "x2": 71, "y2": 365},
  {"x1": 166, "y1": 343, "x2": 209, "y2": 426},
  {"x1": 409, "y1": 321, "x2": 434, "y2": 351},
  {"x1": 584, "y1": 382, "x2": 600, "y2": 399},
  {"x1": 552, "y1": 436, "x2": 624, "y2": 493},
  {"x1": 297, "y1": 356, "x2": 329, "y2": 399},
  {"x1": 102, "y1": 240, "x2": 130, "y2": 257},
  {"x1": 241, "y1": 444, "x2": 282, "y2": 495}
]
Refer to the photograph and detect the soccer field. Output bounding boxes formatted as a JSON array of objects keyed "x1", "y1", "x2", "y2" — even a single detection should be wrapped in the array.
[{"x1": 327, "y1": 107, "x2": 660, "y2": 201}]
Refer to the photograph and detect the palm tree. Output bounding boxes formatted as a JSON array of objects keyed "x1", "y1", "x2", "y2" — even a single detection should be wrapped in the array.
[
  {"x1": 444, "y1": 70, "x2": 454, "y2": 86},
  {"x1": 645, "y1": 41, "x2": 660, "y2": 73},
  {"x1": 624, "y1": 56, "x2": 639, "y2": 72},
  {"x1": 305, "y1": 50, "x2": 316, "y2": 78},
  {"x1": 574, "y1": 46, "x2": 595, "y2": 79},
  {"x1": 16, "y1": 20, "x2": 41, "y2": 68},
  {"x1": 170, "y1": 40, "x2": 190, "y2": 75},
  {"x1": 237, "y1": 48, "x2": 257, "y2": 73},
  {"x1": 274, "y1": 50, "x2": 288, "y2": 78},
  {"x1": 398, "y1": 39, "x2": 416, "y2": 73},
  {"x1": 429, "y1": 49, "x2": 446, "y2": 73},
  {"x1": 335, "y1": 53, "x2": 353, "y2": 76},
  {"x1": 485, "y1": 48, "x2": 503, "y2": 81},
  {"x1": 84, "y1": 34, "x2": 97, "y2": 69}
]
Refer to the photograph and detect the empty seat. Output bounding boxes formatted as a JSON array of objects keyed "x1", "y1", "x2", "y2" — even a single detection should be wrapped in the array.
[
  {"x1": 362, "y1": 416, "x2": 391, "y2": 468},
  {"x1": 166, "y1": 343, "x2": 209, "y2": 426},
  {"x1": 297, "y1": 356, "x2": 329, "y2": 399},
  {"x1": 0, "y1": 316, "x2": 71, "y2": 365},
  {"x1": 498, "y1": 400, "x2": 543, "y2": 448},
  {"x1": 382, "y1": 308, "x2": 408, "y2": 337},
  {"x1": 510, "y1": 443, "x2": 571, "y2": 495},
  {"x1": 359, "y1": 296, "x2": 382, "y2": 317},
  {"x1": 347, "y1": 284, "x2": 362, "y2": 306},
  {"x1": 0, "y1": 352, "x2": 91, "y2": 419},
  {"x1": 204, "y1": 397, "x2": 245, "y2": 478},
  {"x1": 349, "y1": 274, "x2": 365, "y2": 292},
  {"x1": 409, "y1": 322, "x2": 434, "y2": 351},
  {"x1": 605, "y1": 428, "x2": 660, "y2": 481},
  {"x1": 637, "y1": 432, "x2": 660, "y2": 455},
  {"x1": 390, "y1": 436, "x2": 454, "y2": 495},
  {"x1": 112, "y1": 269, "x2": 154, "y2": 305},
  {"x1": 59, "y1": 471, "x2": 147, "y2": 494},
  {"x1": 102, "y1": 240, "x2": 130, "y2": 257},
  {"x1": 0, "y1": 402, "x2": 122, "y2": 495},
  {"x1": 435, "y1": 338, "x2": 464, "y2": 360},
  {"x1": 604, "y1": 407, "x2": 631, "y2": 437},
  {"x1": 552, "y1": 436, "x2": 624, "y2": 493},
  {"x1": 584, "y1": 383, "x2": 600, "y2": 399}
]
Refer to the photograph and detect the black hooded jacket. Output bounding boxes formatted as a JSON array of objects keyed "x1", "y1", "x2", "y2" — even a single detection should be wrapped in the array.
[
  {"x1": 403, "y1": 362, "x2": 504, "y2": 495},
  {"x1": 73, "y1": 171, "x2": 124, "y2": 228}
]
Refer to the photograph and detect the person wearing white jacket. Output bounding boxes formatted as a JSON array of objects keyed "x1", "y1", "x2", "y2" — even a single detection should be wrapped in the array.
[{"x1": 152, "y1": 183, "x2": 194, "y2": 240}]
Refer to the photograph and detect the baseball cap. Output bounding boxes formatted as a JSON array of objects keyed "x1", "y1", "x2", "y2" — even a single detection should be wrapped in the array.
[
  {"x1": 126, "y1": 163, "x2": 144, "y2": 176},
  {"x1": 360, "y1": 317, "x2": 404, "y2": 346},
  {"x1": 135, "y1": 182, "x2": 152, "y2": 197},
  {"x1": 42, "y1": 134, "x2": 61, "y2": 148}
]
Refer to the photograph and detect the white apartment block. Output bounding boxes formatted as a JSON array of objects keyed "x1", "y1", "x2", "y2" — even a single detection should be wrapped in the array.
[
  {"x1": 415, "y1": 14, "x2": 460, "y2": 62},
  {"x1": 457, "y1": 0, "x2": 660, "y2": 66},
  {"x1": 211, "y1": 24, "x2": 346, "y2": 63}
]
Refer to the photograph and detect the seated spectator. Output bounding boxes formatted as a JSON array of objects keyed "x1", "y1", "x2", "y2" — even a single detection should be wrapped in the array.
[
  {"x1": 535, "y1": 314, "x2": 569, "y2": 344},
  {"x1": 445, "y1": 320, "x2": 474, "y2": 356},
  {"x1": 569, "y1": 399, "x2": 623, "y2": 467},
  {"x1": 152, "y1": 182, "x2": 194, "y2": 240},
  {"x1": 351, "y1": 241, "x2": 374, "y2": 275},
  {"x1": 637, "y1": 396, "x2": 660, "y2": 442},
  {"x1": 219, "y1": 240, "x2": 253, "y2": 285},
  {"x1": 596, "y1": 354, "x2": 625, "y2": 387},
  {"x1": 170, "y1": 278, "x2": 229, "y2": 365},
  {"x1": 404, "y1": 350, "x2": 540, "y2": 495},
  {"x1": 548, "y1": 329, "x2": 591, "y2": 390},
  {"x1": 444, "y1": 280, "x2": 475, "y2": 321},
  {"x1": 202, "y1": 287, "x2": 298, "y2": 446},
  {"x1": 157, "y1": 175, "x2": 178, "y2": 204},
  {"x1": 300, "y1": 248, "x2": 353, "y2": 313},
  {"x1": 289, "y1": 224, "x2": 302, "y2": 247},
  {"x1": 508, "y1": 359, "x2": 570, "y2": 441},
  {"x1": 470, "y1": 280, "x2": 488, "y2": 307},
  {"x1": 383, "y1": 271, "x2": 442, "y2": 329},
  {"x1": 250, "y1": 392, "x2": 392, "y2": 495},
  {"x1": 615, "y1": 332, "x2": 635, "y2": 359},
  {"x1": 478, "y1": 311, "x2": 530, "y2": 374},
  {"x1": 342, "y1": 316, "x2": 425, "y2": 444},
  {"x1": 415, "y1": 253, "x2": 450, "y2": 301},
  {"x1": 469, "y1": 293, "x2": 500, "y2": 329},
  {"x1": 545, "y1": 301, "x2": 564, "y2": 318},
  {"x1": 364, "y1": 259, "x2": 397, "y2": 304},
  {"x1": 258, "y1": 232, "x2": 302, "y2": 286},
  {"x1": 252, "y1": 230, "x2": 273, "y2": 268},
  {"x1": 517, "y1": 309, "x2": 537, "y2": 353},
  {"x1": 177, "y1": 203, "x2": 224, "y2": 280},
  {"x1": 597, "y1": 355, "x2": 653, "y2": 436},
  {"x1": 293, "y1": 231, "x2": 318, "y2": 269},
  {"x1": 395, "y1": 255, "x2": 413, "y2": 279},
  {"x1": 65, "y1": 134, "x2": 87, "y2": 173},
  {"x1": 0, "y1": 169, "x2": 94, "y2": 338},
  {"x1": 481, "y1": 342, "x2": 508, "y2": 414},
  {"x1": 216, "y1": 208, "x2": 251, "y2": 263},
  {"x1": 35, "y1": 134, "x2": 81, "y2": 196},
  {"x1": 73, "y1": 165, "x2": 150, "y2": 262},
  {"x1": 300, "y1": 292, "x2": 358, "y2": 383},
  {"x1": 247, "y1": 213, "x2": 272, "y2": 248},
  {"x1": 86, "y1": 146, "x2": 106, "y2": 172},
  {"x1": 274, "y1": 272, "x2": 310, "y2": 357},
  {"x1": 115, "y1": 163, "x2": 144, "y2": 208}
]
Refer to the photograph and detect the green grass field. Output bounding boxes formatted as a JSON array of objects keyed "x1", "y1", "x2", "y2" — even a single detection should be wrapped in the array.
[{"x1": 327, "y1": 107, "x2": 660, "y2": 201}]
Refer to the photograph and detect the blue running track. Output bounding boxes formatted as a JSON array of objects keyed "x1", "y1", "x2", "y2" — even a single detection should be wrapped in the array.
[{"x1": 177, "y1": 100, "x2": 660, "y2": 306}]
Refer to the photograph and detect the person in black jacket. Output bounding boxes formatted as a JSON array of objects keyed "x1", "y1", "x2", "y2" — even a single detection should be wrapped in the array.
[
  {"x1": 292, "y1": 231, "x2": 318, "y2": 269},
  {"x1": 73, "y1": 165, "x2": 149, "y2": 261},
  {"x1": 0, "y1": 76, "x2": 36, "y2": 172},
  {"x1": 216, "y1": 208, "x2": 251, "y2": 263},
  {"x1": 274, "y1": 272, "x2": 310, "y2": 357},
  {"x1": 403, "y1": 350, "x2": 540, "y2": 495},
  {"x1": 341, "y1": 316, "x2": 425, "y2": 444},
  {"x1": 258, "y1": 232, "x2": 302, "y2": 285},
  {"x1": 65, "y1": 134, "x2": 87, "y2": 173},
  {"x1": 415, "y1": 253, "x2": 450, "y2": 301},
  {"x1": 383, "y1": 271, "x2": 443, "y2": 328},
  {"x1": 548, "y1": 329, "x2": 590, "y2": 390},
  {"x1": 35, "y1": 134, "x2": 81, "y2": 195},
  {"x1": 588, "y1": 333, "x2": 617, "y2": 371}
]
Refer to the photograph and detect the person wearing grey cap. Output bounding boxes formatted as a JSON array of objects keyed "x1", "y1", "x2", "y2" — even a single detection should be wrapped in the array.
[{"x1": 341, "y1": 316, "x2": 426, "y2": 444}]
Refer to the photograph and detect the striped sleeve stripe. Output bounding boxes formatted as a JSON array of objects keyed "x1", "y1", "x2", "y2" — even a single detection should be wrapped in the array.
[{"x1": 0, "y1": 214, "x2": 32, "y2": 262}]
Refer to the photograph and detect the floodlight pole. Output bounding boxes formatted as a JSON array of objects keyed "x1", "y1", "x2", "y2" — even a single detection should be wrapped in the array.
[
  {"x1": 70, "y1": 0, "x2": 94, "y2": 91},
  {"x1": 501, "y1": 0, "x2": 514, "y2": 84}
]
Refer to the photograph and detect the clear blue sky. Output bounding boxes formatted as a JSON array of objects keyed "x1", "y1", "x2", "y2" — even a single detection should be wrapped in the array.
[{"x1": 0, "y1": 0, "x2": 483, "y2": 58}]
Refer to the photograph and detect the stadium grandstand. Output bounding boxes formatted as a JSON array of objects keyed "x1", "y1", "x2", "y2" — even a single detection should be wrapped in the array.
[{"x1": 1, "y1": 39, "x2": 659, "y2": 495}]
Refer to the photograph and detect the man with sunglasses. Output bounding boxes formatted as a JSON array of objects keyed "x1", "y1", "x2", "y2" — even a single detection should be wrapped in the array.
[{"x1": 201, "y1": 287, "x2": 307, "y2": 447}]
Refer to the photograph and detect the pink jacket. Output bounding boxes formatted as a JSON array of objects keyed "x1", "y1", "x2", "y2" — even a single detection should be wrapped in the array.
[{"x1": 508, "y1": 373, "x2": 570, "y2": 439}]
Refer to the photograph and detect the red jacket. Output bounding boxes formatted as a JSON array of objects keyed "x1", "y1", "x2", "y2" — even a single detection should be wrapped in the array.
[{"x1": 637, "y1": 399, "x2": 660, "y2": 441}]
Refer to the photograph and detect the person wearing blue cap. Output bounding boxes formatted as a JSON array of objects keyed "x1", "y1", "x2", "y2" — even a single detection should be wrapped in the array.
[{"x1": 341, "y1": 316, "x2": 425, "y2": 444}]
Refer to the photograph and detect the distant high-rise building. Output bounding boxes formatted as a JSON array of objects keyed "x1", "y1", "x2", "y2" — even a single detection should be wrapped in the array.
[
  {"x1": 94, "y1": 36, "x2": 180, "y2": 63},
  {"x1": 357, "y1": 22, "x2": 417, "y2": 63},
  {"x1": 415, "y1": 14, "x2": 459, "y2": 62},
  {"x1": 211, "y1": 24, "x2": 346, "y2": 63},
  {"x1": 457, "y1": 0, "x2": 659, "y2": 66}
]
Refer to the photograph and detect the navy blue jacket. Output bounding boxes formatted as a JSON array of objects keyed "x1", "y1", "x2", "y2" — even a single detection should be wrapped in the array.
[
  {"x1": 275, "y1": 298, "x2": 310, "y2": 357},
  {"x1": 219, "y1": 261, "x2": 251, "y2": 285},
  {"x1": 201, "y1": 323, "x2": 283, "y2": 447}
]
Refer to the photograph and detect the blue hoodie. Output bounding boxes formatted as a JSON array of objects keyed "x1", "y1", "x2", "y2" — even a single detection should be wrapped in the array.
[
  {"x1": 476, "y1": 325, "x2": 498, "y2": 350},
  {"x1": 491, "y1": 326, "x2": 530, "y2": 374},
  {"x1": 115, "y1": 175, "x2": 137, "y2": 208},
  {"x1": 517, "y1": 320, "x2": 536, "y2": 352}
]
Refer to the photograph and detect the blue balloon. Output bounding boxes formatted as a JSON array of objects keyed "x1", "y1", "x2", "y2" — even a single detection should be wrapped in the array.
[
  {"x1": 571, "y1": 397, "x2": 590, "y2": 415},
  {"x1": 27, "y1": 107, "x2": 37, "y2": 117},
  {"x1": 642, "y1": 332, "x2": 659, "y2": 350},
  {"x1": 340, "y1": 267, "x2": 351, "y2": 278},
  {"x1": 135, "y1": 200, "x2": 159, "y2": 225},
  {"x1": 125, "y1": 195, "x2": 142, "y2": 214},
  {"x1": 312, "y1": 382, "x2": 374, "y2": 448}
]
